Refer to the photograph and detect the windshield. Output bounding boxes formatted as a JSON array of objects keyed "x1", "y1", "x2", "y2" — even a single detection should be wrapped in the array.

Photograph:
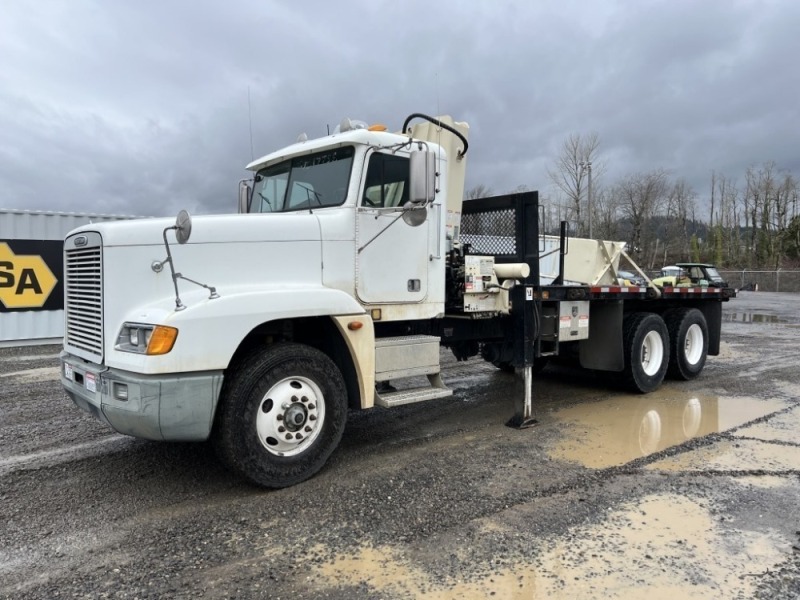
[
  {"x1": 250, "y1": 146, "x2": 355, "y2": 213},
  {"x1": 705, "y1": 267, "x2": 723, "y2": 280}
]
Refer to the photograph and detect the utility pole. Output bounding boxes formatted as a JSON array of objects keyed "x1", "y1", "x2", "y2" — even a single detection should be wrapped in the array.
[{"x1": 580, "y1": 161, "x2": 593, "y2": 238}]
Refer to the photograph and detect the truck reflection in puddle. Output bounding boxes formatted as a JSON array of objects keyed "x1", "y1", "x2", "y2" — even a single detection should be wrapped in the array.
[{"x1": 548, "y1": 389, "x2": 784, "y2": 468}]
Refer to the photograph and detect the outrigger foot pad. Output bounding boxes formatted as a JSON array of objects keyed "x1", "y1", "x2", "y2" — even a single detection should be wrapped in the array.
[{"x1": 506, "y1": 415, "x2": 539, "y2": 429}]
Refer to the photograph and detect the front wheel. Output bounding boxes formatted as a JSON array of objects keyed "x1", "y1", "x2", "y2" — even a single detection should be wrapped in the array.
[
  {"x1": 214, "y1": 343, "x2": 348, "y2": 488},
  {"x1": 664, "y1": 308, "x2": 708, "y2": 380},
  {"x1": 622, "y1": 312, "x2": 669, "y2": 393}
]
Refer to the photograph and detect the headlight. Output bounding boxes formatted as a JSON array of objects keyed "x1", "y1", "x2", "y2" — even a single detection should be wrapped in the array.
[{"x1": 116, "y1": 323, "x2": 178, "y2": 355}]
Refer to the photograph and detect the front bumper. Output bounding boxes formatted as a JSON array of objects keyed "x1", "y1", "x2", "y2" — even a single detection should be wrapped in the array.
[{"x1": 60, "y1": 351, "x2": 224, "y2": 441}]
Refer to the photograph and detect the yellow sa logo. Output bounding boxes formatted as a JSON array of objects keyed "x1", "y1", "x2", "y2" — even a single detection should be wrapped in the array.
[{"x1": 0, "y1": 242, "x2": 58, "y2": 309}]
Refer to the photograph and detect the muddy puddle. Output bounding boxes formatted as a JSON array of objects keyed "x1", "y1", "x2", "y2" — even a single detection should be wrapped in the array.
[
  {"x1": 317, "y1": 546, "x2": 535, "y2": 599},
  {"x1": 723, "y1": 312, "x2": 784, "y2": 324},
  {"x1": 311, "y1": 493, "x2": 788, "y2": 598},
  {"x1": 735, "y1": 405, "x2": 800, "y2": 444},
  {"x1": 547, "y1": 388, "x2": 787, "y2": 468},
  {"x1": 648, "y1": 437, "x2": 800, "y2": 473}
]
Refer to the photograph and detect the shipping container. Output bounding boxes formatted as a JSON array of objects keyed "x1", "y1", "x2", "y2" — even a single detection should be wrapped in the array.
[{"x1": 0, "y1": 209, "x2": 141, "y2": 347}]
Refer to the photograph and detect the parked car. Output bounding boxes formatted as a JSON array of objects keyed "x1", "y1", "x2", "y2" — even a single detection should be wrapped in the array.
[
  {"x1": 651, "y1": 265, "x2": 686, "y2": 287},
  {"x1": 651, "y1": 263, "x2": 727, "y2": 288},
  {"x1": 617, "y1": 270, "x2": 647, "y2": 286},
  {"x1": 675, "y1": 263, "x2": 728, "y2": 288}
]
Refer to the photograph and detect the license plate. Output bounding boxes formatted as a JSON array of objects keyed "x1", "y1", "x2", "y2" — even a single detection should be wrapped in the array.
[
  {"x1": 64, "y1": 362, "x2": 73, "y2": 380},
  {"x1": 85, "y1": 372, "x2": 97, "y2": 393}
]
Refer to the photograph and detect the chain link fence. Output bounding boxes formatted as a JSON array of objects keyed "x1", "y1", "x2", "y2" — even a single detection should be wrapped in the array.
[{"x1": 716, "y1": 269, "x2": 800, "y2": 292}]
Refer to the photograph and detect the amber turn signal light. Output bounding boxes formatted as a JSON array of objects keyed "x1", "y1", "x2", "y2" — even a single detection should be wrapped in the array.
[{"x1": 146, "y1": 326, "x2": 179, "y2": 355}]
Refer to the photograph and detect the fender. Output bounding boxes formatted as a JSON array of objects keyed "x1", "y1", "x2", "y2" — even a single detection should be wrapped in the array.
[
  {"x1": 106, "y1": 286, "x2": 367, "y2": 375},
  {"x1": 331, "y1": 314, "x2": 376, "y2": 409}
]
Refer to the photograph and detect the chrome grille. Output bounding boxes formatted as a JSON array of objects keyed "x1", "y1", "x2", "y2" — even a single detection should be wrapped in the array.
[{"x1": 65, "y1": 239, "x2": 103, "y2": 361}]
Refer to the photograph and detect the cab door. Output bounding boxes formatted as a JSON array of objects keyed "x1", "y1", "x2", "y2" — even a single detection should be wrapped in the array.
[{"x1": 355, "y1": 150, "x2": 430, "y2": 304}]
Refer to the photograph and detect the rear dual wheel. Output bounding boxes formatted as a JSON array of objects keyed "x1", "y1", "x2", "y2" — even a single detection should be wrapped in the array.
[
  {"x1": 664, "y1": 308, "x2": 708, "y2": 380},
  {"x1": 622, "y1": 312, "x2": 669, "y2": 393}
]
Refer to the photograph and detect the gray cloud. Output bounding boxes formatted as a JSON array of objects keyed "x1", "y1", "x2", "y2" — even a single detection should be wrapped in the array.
[{"x1": 1, "y1": 0, "x2": 798, "y2": 217}]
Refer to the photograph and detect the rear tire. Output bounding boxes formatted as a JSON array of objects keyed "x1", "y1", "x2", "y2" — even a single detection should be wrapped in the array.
[
  {"x1": 214, "y1": 343, "x2": 347, "y2": 488},
  {"x1": 664, "y1": 308, "x2": 708, "y2": 380},
  {"x1": 622, "y1": 312, "x2": 669, "y2": 393}
]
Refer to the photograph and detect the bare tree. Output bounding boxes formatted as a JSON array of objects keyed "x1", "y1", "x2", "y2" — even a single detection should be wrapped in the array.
[
  {"x1": 612, "y1": 169, "x2": 670, "y2": 264},
  {"x1": 722, "y1": 177, "x2": 740, "y2": 266},
  {"x1": 709, "y1": 170, "x2": 716, "y2": 233},
  {"x1": 547, "y1": 133, "x2": 603, "y2": 236},
  {"x1": 772, "y1": 172, "x2": 798, "y2": 268},
  {"x1": 665, "y1": 179, "x2": 696, "y2": 262},
  {"x1": 592, "y1": 187, "x2": 622, "y2": 241},
  {"x1": 465, "y1": 184, "x2": 493, "y2": 199},
  {"x1": 744, "y1": 162, "x2": 776, "y2": 266}
]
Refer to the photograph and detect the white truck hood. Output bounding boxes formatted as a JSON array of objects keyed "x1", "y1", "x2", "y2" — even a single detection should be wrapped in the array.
[{"x1": 72, "y1": 212, "x2": 323, "y2": 247}]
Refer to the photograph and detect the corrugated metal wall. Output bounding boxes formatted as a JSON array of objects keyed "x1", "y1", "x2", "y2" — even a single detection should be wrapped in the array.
[{"x1": 0, "y1": 209, "x2": 139, "y2": 347}]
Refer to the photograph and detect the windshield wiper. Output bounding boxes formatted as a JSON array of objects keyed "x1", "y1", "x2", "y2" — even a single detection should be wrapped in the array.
[
  {"x1": 258, "y1": 192, "x2": 273, "y2": 212},
  {"x1": 295, "y1": 183, "x2": 323, "y2": 208}
]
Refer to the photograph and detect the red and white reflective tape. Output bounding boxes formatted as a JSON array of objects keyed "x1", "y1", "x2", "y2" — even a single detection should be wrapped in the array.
[
  {"x1": 662, "y1": 287, "x2": 721, "y2": 295},
  {"x1": 590, "y1": 286, "x2": 645, "y2": 294}
]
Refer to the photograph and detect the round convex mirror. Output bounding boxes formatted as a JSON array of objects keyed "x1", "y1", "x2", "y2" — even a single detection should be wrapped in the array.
[
  {"x1": 175, "y1": 210, "x2": 192, "y2": 244},
  {"x1": 401, "y1": 202, "x2": 428, "y2": 227}
]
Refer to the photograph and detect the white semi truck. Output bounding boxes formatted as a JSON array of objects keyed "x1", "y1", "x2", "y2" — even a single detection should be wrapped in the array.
[{"x1": 60, "y1": 113, "x2": 735, "y2": 487}]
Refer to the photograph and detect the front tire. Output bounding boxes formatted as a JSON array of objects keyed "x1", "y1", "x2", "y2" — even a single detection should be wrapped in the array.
[
  {"x1": 622, "y1": 312, "x2": 669, "y2": 393},
  {"x1": 214, "y1": 343, "x2": 347, "y2": 488},
  {"x1": 664, "y1": 308, "x2": 708, "y2": 380}
]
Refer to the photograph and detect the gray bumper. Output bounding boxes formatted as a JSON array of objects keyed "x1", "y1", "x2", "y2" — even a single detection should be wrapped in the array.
[{"x1": 60, "y1": 351, "x2": 224, "y2": 441}]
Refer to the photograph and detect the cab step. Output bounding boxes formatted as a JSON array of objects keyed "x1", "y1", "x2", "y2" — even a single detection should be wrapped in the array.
[
  {"x1": 374, "y1": 374, "x2": 453, "y2": 408},
  {"x1": 373, "y1": 335, "x2": 453, "y2": 408},
  {"x1": 375, "y1": 386, "x2": 454, "y2": 408}
]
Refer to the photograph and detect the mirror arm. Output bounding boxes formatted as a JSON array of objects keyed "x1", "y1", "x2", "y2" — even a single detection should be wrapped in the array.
[
  {"x1": 174, "y1": 273, "x2": 219, "y2": 300},
  {"x1": 150, "y1": 210, "x2": 219, "y2": 310},
  {"x1": 151, "y1": 225, "x2": 186, "y2": 311},
  {"x1": 357, "y1": 212, "x2": 407, "y2": 253}
]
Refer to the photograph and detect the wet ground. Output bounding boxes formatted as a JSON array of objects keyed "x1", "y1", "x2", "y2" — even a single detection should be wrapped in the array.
[{"x1": 1, "y1": 290, "x2": 799, "y2": 599}]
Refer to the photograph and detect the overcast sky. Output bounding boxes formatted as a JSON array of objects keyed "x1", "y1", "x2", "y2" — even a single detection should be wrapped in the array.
[{"x1": 1, "y1": 0, "x2": 798, "y2": 218}]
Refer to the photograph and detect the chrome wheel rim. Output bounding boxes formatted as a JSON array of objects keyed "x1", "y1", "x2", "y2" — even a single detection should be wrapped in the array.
[
  {"x1": 641, "y1": 330, "x2": 665, "y2": 376},
  {"x1": 684, "y1": 324, "x2": 704, "y2": 365},
  {"x1": 256, "y1": 376, "x2": 325, "y2": 456}
]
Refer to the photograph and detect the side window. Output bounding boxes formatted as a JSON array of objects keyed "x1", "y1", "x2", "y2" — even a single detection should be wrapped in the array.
[{"x1": 362, "y1": 153, "x2": 409, "y2": 208}]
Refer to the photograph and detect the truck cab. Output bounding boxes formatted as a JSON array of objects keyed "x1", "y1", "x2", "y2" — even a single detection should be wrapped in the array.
[
  {"x1": 60, "y1": 114, "x2": 471, "y2": 487},
  {"x1": 237, "y1": 122, "x2": 461, "y2": 322}
]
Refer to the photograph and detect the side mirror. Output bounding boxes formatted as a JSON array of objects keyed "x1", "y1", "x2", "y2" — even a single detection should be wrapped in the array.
[
  {"x1": 401, "y1": 202, "x2": 428, "y2": 227},
  {"x1": 238, "y1": 180, "x2": 253, "y2": 213},
  {"x1": 409, "y1": 151, "x2": 436, "y2": 204},
  {"x1": 175, "y1": 210, "x2": 192, "y2": 244}
]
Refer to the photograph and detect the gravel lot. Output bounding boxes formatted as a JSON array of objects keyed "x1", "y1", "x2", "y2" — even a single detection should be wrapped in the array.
[{"x1": 1, "y1": 291, "x2": 799, "y2": 599}]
